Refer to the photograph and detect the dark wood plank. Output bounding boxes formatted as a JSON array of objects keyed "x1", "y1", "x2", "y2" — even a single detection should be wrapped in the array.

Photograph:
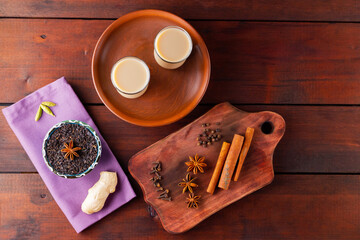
[
  {"x1": 0, "y1": 173, "x2": 358, "y2": 239},
  {"x1": 2, "y1": 0, "x2": 360, "y2": 21},
  {"x1": 2, "y1": 19, "x2": 360, "y2": 104},
  {"x1": 0, "y1": 19, "x2": 106, "y2": 104},
  {"x1": 2, "y1": 104, "x2": 360, "y2": 173}
]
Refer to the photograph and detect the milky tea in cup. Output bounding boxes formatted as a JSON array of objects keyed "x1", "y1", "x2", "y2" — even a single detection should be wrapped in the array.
[
  {"x1": 154, "y1": 26, "x2": 193, "y2": 69},
  {"x1": 111, "y1": 57, "x2": 150, "y2": 99}
]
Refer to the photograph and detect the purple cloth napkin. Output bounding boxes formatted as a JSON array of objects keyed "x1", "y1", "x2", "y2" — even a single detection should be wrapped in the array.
[{"x1": 2, "y1": 77, "x2": 136, "y2": 233}]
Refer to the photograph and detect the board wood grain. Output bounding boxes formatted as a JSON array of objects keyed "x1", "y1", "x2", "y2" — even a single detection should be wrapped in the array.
[
  {"x1": 2, "y1": 0, "x2": 360, "y2": 22},
  {"x1": 128, "y1": 103, "x2": 285, "y2": 233},
  {"x1": 2, "y1": 19, "x2": 360, "y2": 104},
  {"x1": 0, "y1": 173, "x2": 358, "y2": 239},
  {"x1": 2, "y1": 104, "x2": 360, "y2": 173}
]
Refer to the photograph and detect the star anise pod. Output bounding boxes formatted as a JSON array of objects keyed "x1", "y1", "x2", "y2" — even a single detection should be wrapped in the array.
[
  {"x1": 61, "y1": 140, "x2": 81, "y2": 160},
  {"x1": 178, "y1": 173, "x2": 198, "y2": 193},
  {"x1": 186, "y1": 193, "x2": 201, "y2": 208},
  {"x1": 185, "y1": 154, "x2": 207, "y2": 174}
]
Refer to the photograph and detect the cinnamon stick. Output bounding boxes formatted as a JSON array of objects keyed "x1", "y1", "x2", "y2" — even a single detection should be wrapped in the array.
[
  {"x1": 218, "y1": 134, "x2": 244, "y2": 190},
  {"x1": 206, "y1": 142, "x2": 231, "y2": 194},
  {"x1": 234, "y1": 127, "x2": 254, "y2": 181}
]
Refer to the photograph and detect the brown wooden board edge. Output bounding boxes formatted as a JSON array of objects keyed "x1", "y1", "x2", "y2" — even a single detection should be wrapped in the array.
[{"x1": 128, "y1": 102, "x2": 286, "y2": 234}]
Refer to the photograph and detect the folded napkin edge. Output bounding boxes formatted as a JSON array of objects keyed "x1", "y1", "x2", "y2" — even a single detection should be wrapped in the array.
[
  {"x1": 2, "y1": 76, "x2": 66, "y2": 121},
  {"x1": 2, "y1": 76, "x2": 137, "y2": 233},
  {"x1": 74, "y1": 192, "x2": 136, "y2": 233}
]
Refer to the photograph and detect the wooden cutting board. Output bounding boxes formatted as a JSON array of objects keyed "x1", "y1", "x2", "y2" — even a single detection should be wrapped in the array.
[{"x1": 128, "y1": 102, "x2": 285, "y2": 234}]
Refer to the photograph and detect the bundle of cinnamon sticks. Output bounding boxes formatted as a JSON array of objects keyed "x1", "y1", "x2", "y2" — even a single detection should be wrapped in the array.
[{"x1": 206, "y1": 127, "x2": 254, "y2": 194}]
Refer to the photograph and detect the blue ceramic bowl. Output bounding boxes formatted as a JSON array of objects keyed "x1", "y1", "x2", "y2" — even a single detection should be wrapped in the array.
[{"x1": 42, "y1": 120, "x2": 102, "y2": 178}]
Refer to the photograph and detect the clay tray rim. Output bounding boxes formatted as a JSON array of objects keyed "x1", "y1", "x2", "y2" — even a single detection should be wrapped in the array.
[{"x1": 91, "y1": 9, "x2": 211, "y2": 127}]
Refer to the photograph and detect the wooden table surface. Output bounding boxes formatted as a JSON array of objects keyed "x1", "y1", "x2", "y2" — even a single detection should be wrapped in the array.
[{"x1": 1, "y1": 1, "x2": 359, "y2": 239}]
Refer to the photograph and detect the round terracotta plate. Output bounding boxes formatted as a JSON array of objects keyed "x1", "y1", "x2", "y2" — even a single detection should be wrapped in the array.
[{"x1": 92, "y1": 10, "x2": 211, "y2": 127}]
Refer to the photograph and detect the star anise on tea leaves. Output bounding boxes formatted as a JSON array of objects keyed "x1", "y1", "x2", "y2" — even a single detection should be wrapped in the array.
[
  {"x1": 178, "y1": 173, "x2": 198, "y2": 193},
  {"x1": 186, "y1": 193, "x2": 201, "y2": 208},
  {"x1": 61, "y1": 140, "x2": 81, "y2": 160},
  {"x1": 185, "y1": 154, "x2": 207, "y2": 174}
]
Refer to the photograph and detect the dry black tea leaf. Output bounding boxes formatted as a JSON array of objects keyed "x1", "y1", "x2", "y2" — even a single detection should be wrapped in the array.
[{"x1": 45, "y1": 123, "x2": 98, "y2": 175}]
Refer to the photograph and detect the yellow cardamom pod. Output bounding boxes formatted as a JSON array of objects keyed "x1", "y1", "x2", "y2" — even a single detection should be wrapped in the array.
[
  {"x1": 41, "y1": 101, "x2": 56, "y2": 107},
  {"x1": 35, "y1": 106, "x2": 43, "y2": 121},
  {"x1": 40, "y1": 104, "x2": 55, "y2": 117}
]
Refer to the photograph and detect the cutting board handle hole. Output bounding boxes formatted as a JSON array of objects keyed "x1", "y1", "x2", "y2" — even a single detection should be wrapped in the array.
[{"x1": 261, "y1": 121, "x2": 274, "y2": 134}]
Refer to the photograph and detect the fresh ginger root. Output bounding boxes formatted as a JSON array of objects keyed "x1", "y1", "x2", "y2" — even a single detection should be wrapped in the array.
[{"x1": 81, "y1": 171, "x2": 118, "y2": 214}]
